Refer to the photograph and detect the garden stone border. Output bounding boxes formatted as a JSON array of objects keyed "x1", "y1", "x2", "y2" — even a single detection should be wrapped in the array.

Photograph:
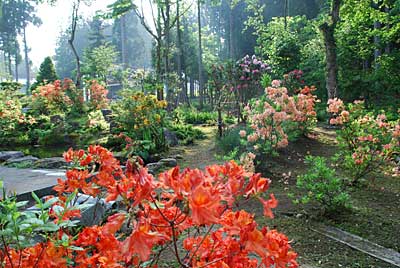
[{"x1": 313, "y1": 225, "x2": 400, "y2": 267}]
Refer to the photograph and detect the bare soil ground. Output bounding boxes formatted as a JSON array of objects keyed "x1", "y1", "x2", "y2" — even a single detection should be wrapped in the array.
[{"x1": 172, "y1": 125, "x2": 400, "y2": 268}]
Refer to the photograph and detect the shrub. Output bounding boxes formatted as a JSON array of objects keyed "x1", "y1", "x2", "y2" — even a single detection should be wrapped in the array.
[
  {"x1": 328, "y1": 99, "x2": 400, "y2": 184},
  {"x1": 112, "y1": 90, "x2": 167, "y2": 156},
  {"x1": 31, "y1": 79, "x2": 80, "y2": 115},
  {"x1": 173, "y1": 106, "x2": 217, "y2": 125},
  {"x1": 241, "y1": 81, "x2": 318, "y2": 158},
  {"x1": 30, "y1": 56, "x2": 58, "y2": 90},
  {"x1": 0, "y1": 89, "x2": 35, "y2": 145},
  {"x1": 216, "y1": 124, "x2": 248, "y2": 158},
  {"x1": 0, "y1": 81, "x2": 23, "y2": 91},
  {"x1": 0, "y1": 146, "x2": 298, "y2": 267},
  {"x1": 292, "y1": 155, "x2": 351, "y2": 213},
  {"x1": 167, "y1": 122, "x2": 205, "y2": 145}
]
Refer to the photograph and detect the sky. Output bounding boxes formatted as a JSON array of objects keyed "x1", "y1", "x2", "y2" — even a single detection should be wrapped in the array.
[{"x1": 26, "y1": 0, "x2": 116, "y2": 68}]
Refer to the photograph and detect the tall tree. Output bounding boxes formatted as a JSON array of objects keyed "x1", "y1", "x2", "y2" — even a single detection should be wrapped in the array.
[
  {"x1": 319, "y1": 0, "x2": 341, "y2": 99},
  {"x1": 31, "y1": 56, "x2": 58, "y2": 89},
  {"x1": 20, "y1": 0, "x2": 41, "y2": 91},
  {"x1": 176, "y1": 0, "x2": 188, "y2": 104},
  {"x1": 197, "y1": 0, "x2": 204, "y2": 108},
  {"x1": 69, "y1": 0, "x2": 83, "y2": 88}
]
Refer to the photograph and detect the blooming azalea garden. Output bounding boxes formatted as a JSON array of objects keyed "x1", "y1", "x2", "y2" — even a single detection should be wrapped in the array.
[
  {"x1": 1, "y1": 66, "x2": 399, "y2": 267},
  {"x1": 1, "y1": 1, "x2": 400, "y2": 267}
]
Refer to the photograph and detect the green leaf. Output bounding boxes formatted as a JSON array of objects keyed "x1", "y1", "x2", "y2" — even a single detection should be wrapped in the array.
[
  {"x1": 31, "y1": 192, "x2": 42, "y2": 206},
  {"x1": 37, "y1": 222, "x2": 59, "y2": 232}
]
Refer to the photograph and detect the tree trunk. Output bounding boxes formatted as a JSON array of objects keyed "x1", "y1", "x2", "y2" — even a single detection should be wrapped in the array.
[
  {"x1": 229, "y1": 4, "x2": 235, "y2": 59},
  {"x1": 120, "y1": 14, "x2": 128, "y2": 69},
  {"x1": 176, "y1": 0, "x2": 188, "y2": 105},
  {"x1": 197, "y1": 0, "x2": 204, "y2": 109},
  {"x1": 69, "y1": 1, "x2": 81, "y2": 88},
  {"x1": 69, "y1": 39, "x2": 81, "y2": 88},
  {"x1": 373, "y1": 1, "x2": 382, "y2": 69},
  {"x1": 284, "y1": 0, "x2": 288, "y2": 30},
  {"x1": 190, "y1": 77, "x2": 194, "y2": 98},
  {"x1": 156, "y1": 38, "x2": 163, "y2": 100},
  {"x1": 164, "y1": 0, "x2": 171, "y2": 103},
  {"x1": 7, "y1": 52, "x2": 12, "y2": 77},
  {"x1": 319, "y1": 0, "x2": 340, "y2": 100},
  {"x1": 23, "y1": 26, "x2": 30, "y2": 92}
]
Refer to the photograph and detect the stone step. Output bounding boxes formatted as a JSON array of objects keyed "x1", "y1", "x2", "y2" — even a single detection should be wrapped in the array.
[
  {"x1": 313, "y1": 225, "x2": 400, "y2": 267},
  {"x1": 0, "y1": 166, "x2": 65, "y2": 201}
]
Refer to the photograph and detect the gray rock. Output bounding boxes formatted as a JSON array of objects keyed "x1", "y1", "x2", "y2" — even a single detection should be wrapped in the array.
[
  {"x1": 78, "y1": 194, "x2": 114, "y2": 226},
  {"x1": 159, "y1": 158, "x2": 177, "y2": 167},
  {"x1": 174, "y1": 154, "x2": 184, "y2": 160},
  {"x1": 164, "y1": 129, "x2": 179, "y2": 146},
  {"x1": 5, "y1": 156, "x2": 39, "y2": 166},
  {"x1": 26, "y1": 194, "x2": 114, "y2": 227},
  {"x1": 34, "y1": 157, "x2": 67, "y2": 169},
  {"x1": 0, "y1": 151, "x2": 24, "y2": 162},
  {"x1": 146, "y1": 162, "x2": 162, "y2": 174},
  {"x1": 80, "y1": 202, "x2": 107, "y2": 226}
]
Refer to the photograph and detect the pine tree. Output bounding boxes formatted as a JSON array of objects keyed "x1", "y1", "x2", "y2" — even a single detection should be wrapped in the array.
[{"x1": 31, "y1": 56, "x2": 58, "y2": 90}]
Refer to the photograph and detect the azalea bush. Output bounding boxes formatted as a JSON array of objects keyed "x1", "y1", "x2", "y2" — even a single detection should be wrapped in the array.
[
  {"x1": 0, "y1": 89, "x2": 35, "y2": 144},
  {"x1": 112, "y1": 90, "x2": 167, "y2": 158},
  {"x1": 234, "y1": 55, "x2": 271, "y2": 122},
  {"x1": 30, "y1": 79, "x2": 83, "y2": 115},
  {"x1": 240, "y1": 81, "x2": 318, "y2": 158},
  {"x1": 282, "y1": 69, "x2": 305, "y2": 95},
  {"x1": 0, "y1": 146, "x2": 298, "y2": 267},
  {"x1": 328, "y1": 99, "x2": 400, "y2": 184}
]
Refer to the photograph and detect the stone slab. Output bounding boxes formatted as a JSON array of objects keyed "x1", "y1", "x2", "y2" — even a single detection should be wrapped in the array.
[
  {"x1": 0, "y1": 166, "x2": 65, "y2": 199},
  {"x1": 313, "y1": 225, "x2": 400, "y2": 267}
]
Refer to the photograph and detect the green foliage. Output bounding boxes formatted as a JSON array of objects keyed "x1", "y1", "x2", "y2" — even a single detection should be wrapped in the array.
[
  {"x1": 111, "y1": 90, "x2": 167, "y2": 156},
  {"x1": 82, "y1": 43, "x2": 119, "y2": 82},
  {"x1": 173, "y1": 106, "x2": 217, "y2": 125},
  {"x1": 293, "y1": 155, "x2": 351, "y2": 212},
  {"x1": 167, "y1": 122, "x2": 206, "y2": 145},
  {"x1": 0, "y1": 184, "x2": 80, "y2": 251},
  {"x1": 0, "y1": 81, "x2": 23, "y2": 91},
  {"x1": 252, "y1": 16, "x2": 320, "y2": 76},
  {"x1": 216, "y1": 125, "x2": 248, "y2": 160}
]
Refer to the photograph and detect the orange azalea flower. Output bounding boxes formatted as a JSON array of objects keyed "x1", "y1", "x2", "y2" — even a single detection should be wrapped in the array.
[
  {"x1": 122, "y1": 221, "x2": 167, "y2": 261},
  {"x1": 259, "y1": 194, "x2": 278, "y2": 218},
  {"x1": 188, "y1": 185, "x2": 222, "y2": 225}
]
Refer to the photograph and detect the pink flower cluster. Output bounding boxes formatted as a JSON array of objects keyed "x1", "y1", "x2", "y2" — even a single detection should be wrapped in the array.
[
  {"x1": 327, "y1": 98, "x2": 349, "y2": 125},
  {"x1": 236, "y1": 55, "x2": 270, "y2": 91},
  {"x1": 33, "y1": 80, "x2": 73, "y2": 106},
  {"x1": 328, "y1": 99, "x2": 400, "y2": 179},
  {"x1": 242, "y1": 83, "x2": 318, "y2": 154}
]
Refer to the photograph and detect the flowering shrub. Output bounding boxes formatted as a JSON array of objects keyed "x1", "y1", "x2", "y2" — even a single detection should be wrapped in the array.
[
  {"x1": 87, "y1": 80, "x2": 109, "y2": 110},
  {"x1": 234, "y1": 55, "x2": 271, "y2": 121},
  {"x1": 328, "y1": 99, "x2": 400, "y2": 183},
  {"x1": 241, "y1": 81, "x2": 318, "y2": 157},
  {"x1": 0, "y1": 90, "x2": 35, "y2": 144},
  {"x1": 31, "y1": 79, "x2": 78, "y2": 115},
  {"x1": 0, "y1": 146, "x2": 298, "y2": 267},
  {"x1": 112, "y1": 90, "x2": 168, "y2": 158},
  {"x1": 236, "y1": 55, "x2": 270, "y2": 93},
  {"x1": 282, "y1": 69, "x2": 305, "y2": 94}
]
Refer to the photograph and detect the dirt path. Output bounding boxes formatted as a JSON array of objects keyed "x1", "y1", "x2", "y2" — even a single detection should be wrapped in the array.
[{"x1": 169, "y1": 126, "x2": 224, "y2": 170}]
